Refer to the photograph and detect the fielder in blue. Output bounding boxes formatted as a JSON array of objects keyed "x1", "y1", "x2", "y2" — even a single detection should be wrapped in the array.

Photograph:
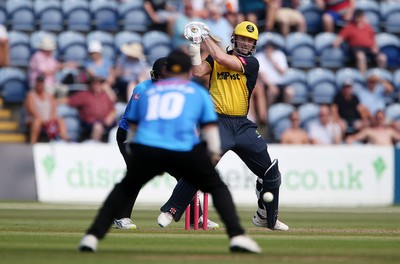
[{"x1": 79, "y1": 50, "x2": 261, "y2": 253}]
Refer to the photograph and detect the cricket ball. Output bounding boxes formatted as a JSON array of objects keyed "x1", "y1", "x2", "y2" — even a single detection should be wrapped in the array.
[{"x1": 263, "y1": 192, "x2": 274, "y2": 203}]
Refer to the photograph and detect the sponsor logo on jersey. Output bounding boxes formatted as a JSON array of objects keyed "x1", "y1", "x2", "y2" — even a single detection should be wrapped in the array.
[
  {"x1": 217, "y1": 72, "x2": 241, "y2": 80},
  {"x1": 133, "y1": 93, "x2": 140, "y2": 100}
]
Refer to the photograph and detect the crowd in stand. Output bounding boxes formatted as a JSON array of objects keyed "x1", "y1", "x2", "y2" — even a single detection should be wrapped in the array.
[{"x1": 0, "y1": 0, "x2": 400, "y2": 145}]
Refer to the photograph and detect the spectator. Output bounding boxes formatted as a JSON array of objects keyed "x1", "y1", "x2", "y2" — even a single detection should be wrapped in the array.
[
  {"x1": 333, "y1": 9, "x2": 387, "y2": 74},
  {"x1": 204, "y1": 3, "x2": 233, "y2": 49},
  {"x1": 274, "y1": 0, "x2": 307, "y2": 36},
  {"x1": 331, "y1": 79, "x2": 370, "y2": 135},
  {"x1": 316, "y1": 0, "x2": 355, "y2": 32},
  {"x1": 169, "y1": 0, "x2": 202, "y2": 51},
  {"x1": 24, "y1": 76, "x2": 68, "y2": 144},
  {"x1": 66, "y1": 76, "x2": 117, "y2": 143},
  {"x1": 356, "y1": 74, "x2": 394, "y2": 119},
  {"x1": 255, "y1": 40, "x2": 293, "y2": 105},
  {"x1": 28, "y1": 36, "x2": 76, "y2": 97},
  {"x1": 346, "y1": 110, "x2": 400, "y2": 145},
  {"x1": 280, "y1": 110, "x2": 310, "y2": 144},
  {"x1": 143, "y1": 0, "x2": 179, "y2": 32},
  {"x1": 238, "y1": 0, "x2": 275, "y2": 31},
  {"x1": 114, "y1": 42, "x2": 148, "y2": 102},
  {"x1": 0, "y1": 23, "x2": 9, "y2": 67},
  {"x1": 307, "y1": 104, "x2": 342, "y2": 144}
]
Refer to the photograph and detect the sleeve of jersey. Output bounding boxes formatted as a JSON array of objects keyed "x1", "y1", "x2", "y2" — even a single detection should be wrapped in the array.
[
  {"x1": 125, "y1": 82, "x2": 147, "y2": 124},
  {"x1": 198, "y1": 88, "x2": 218, "y2": 126},
  {"x1": 205, "y1": 55, "x2": 214, "y2": 71},
  {"x1": 240, "y1": 56, "x2": 259, "y2": 74}
]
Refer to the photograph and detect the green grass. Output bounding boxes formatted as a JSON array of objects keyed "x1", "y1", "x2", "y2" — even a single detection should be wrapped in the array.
[{"x1": 0, "y1": 202, "x2": 399, "y2": 264}]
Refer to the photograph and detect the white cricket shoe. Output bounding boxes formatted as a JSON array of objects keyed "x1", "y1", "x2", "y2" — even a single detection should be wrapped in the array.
[
  {"x1": 252, "y1": 213, "x2": 289, "y2": 231},
  {"x1": 78, "y1": 234, "x2": 98, "y2": 252},
  {"x1": 113, "y1": 218, "x2": 137, "y2": 229},
  {"x1": 230, "y1": 235, "x2": 261, "y2": 253},
  {"x1": 198, "y1": 215, "x2": 220, "y2": 229},
  {"x1": 157, "y1": 212, "x2": 174, "y2": 228}
]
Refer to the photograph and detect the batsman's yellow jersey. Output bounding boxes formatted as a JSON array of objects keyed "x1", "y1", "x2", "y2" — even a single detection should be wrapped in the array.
[{"x1": 205, "y1": 53, "x2": 259, "y2": 116}]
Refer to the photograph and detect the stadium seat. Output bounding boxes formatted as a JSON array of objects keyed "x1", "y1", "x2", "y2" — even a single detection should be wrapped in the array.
[
  {"x1": 6, "y1": 0, "x2": 35, "y2": 31},
  {"x1": 314, "y1": 32, "x2": 345, "y2": 69},
  {"x1": 285, "y1": 32, "x2": 316, "y2": 69},
  {"x1": 356, "y1": 0, "x2": 381, "y2": 32},
  {"x1": 146, "y1": 44, "x2": 171, "y2": 65},
  {"x1": 57, "y1": 31, "x2": 87, "y2": 65},
  {"x1": 114, "y1": 31, "x2": 142, "y2": 55},
  {"x1": 393, "y1": 69, "x2": 400, "y2": 91},
  {"x1": 63, "y1": 0, "x2": 92, "y2": 32},
  {"x1": 282, "y1": 68, "x2": 309, "y2": 105},
  {"x1": 34, "y1": 0, "x2": 63, "y2": 32},
  {"x1": 0, "y1": 4, "x2": 6, "y2": 25},
  {"x1": 142, "y1": 30, "x2": 171, "y2": 51},
  {"x1": 380, "y1": 2, "x2": 400, "y2": 34},
  {"x1": 57, "y1": 104, "x2": 81, "y2": 142},
  {"x1": 299, "y1": 1, "x2": 323, "y2": 34},
  {"x1": 298, "y1": 103, "x2": 319, "y2": 129},
  {"x1": 376, "y1": 32, "x2": 400, "y2": 69},
  {"x1": 8, "y1": 31, "x2": 31, "y2": 67},
  {"x1": 90, "y1": 0, "x2": 119, "y2": 32},
  {"x1": 307, "y1": 68, "x2": 337, "y2": 104},
  {"x1": 86, "y1": 30, "x2": 115, "y2": 59},
  {"x1": 385, "y1": 103, "x2": 400, "y2": 122},
  {"x1": 335, "y1": 67, "x2": 366, "y2": 90},
  {"x1": 268, "y1": 103, "x2": 295, "y2": 142},
  {"x1": 118, "y1": 1, "x2": 150, "y2": 33},
  {"x1": 258, "y1": 32, "x2": 285, "y2": 52},
  {"x1": 0, "y1": 67, "x2": 28, "y2": 103}
]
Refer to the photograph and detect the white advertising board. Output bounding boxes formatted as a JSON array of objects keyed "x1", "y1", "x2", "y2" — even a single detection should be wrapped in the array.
[{"x1": 33, "y1": 144, "x2": 394, "y2": 207}]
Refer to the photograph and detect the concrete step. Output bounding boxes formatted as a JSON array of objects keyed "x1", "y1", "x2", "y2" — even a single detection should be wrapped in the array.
[
  {"x1": 0, "y1": 133, "x2": 26, "y2": 143},
  {"x1": 0, "y1": 109, "x2": 12, "y2": 119},
  {"x1": 0, "y1": 121, "x2": 19, "y2": 131}
]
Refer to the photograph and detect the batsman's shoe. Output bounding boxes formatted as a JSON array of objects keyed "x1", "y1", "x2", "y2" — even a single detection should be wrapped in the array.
[
  {"x1": 157, "y1": 212, "x2": 174, "y2": 228},
  {"x1": 252, "y1": 212, "x2": 289, "y2": 231},
  {"x1": 198, "y1": 216, "x2": 220, "y2": 229},
  {"x1": 78, "y1": 234, "x2": 98, "y2": 252},
  {"x1": 230, "y1": 235, "x2": 261, "y2": 254},
  {"x1": 113, "y1": 218, "x2": 137, "y2": 229}
]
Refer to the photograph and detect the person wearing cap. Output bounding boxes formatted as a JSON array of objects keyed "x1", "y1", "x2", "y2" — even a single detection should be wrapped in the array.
[
  {"x1": 332, "y1": 79, "x2": 370, "y2": 135},
  {"x1": 158, "y1": 21, "x2": 289, "y2": 233},
  {"x1": 24, "y1": 75, "x2": 68, "y2": 144},
  {"x1": 0, "y1": 23, "x2": 9, "y2": 67},
  {"x1": 28, "y1": 36, "x2": 76, "y2": 96},
  {"x1": 114, "y1": 42, "x2": 148, "y2": 102},
  {"x1": 78, "y1": 49, "x2": 261, "y2": 254},
  {"x1": 85, "y1": 40, "x2": 116, "y2": 98},
  {"x1": 66, "y1": 75, "x2": 116, "y2": 143}
]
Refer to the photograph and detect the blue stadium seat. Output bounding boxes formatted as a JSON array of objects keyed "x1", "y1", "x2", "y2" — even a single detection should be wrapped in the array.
[
  {"x1": 307, "y1": 68, "x2": 337, "y2": 104},
  {"x1": 282, "y1": 68, "x2": 308, "y2": 105},
  {"x1": 258, "y1": 32, "x2": 285, "y2": 52},
  {"x1": 314, "y1": 32, "x2": 345, "y2": 69},
  {"x1": 114, "y1": 31, "x2": 142, "y2": 55},
  {"x1": 118, "y1": 1, "x2": 149, "y2": 33},
  {"x1": 380, "y1": 2, "x2": 400, "y2": 34},
  {"x1": 62, "y1": 0, "x2": 92, "y2": 32},
  {"x1": 8, "y1": 31, "x2": 31, "y2": 67},
  {"x1": 385, "y1": 103, "x2": 400, "y2": 122},
  {"x1": 335, "y1": 67, "x2": 366, "y2": 90},
  {"x1": 376, "y1": 32, "x2": 400, "y2": 69},
  {"x1": 285, "y1": 32, "x2": 316, "y2": 69},
  {"x1": 86, "y1": 30, "x2": 115, "y2": 59},
  {"x1": 299, "y1": 2, "x2": 322, "y2": 34},
  {"x1": 268, "y1": 103, "x2": 295, "y2": 142},
  {"x1": 90, "y1": 0, "x2": 119, "y2": 32},
  {"x1": 142, "y1": 30, "x2": 171, "y2": 51},
  {"x1": 298, "y1": 103, "x2": 319, "y2": 129},
  {"x1": 393, "y1": 69, "x2": 400, "y2": 91},
  {"x1": 146, "y1": 44, "x2": 171, "y2": 65},
  {"x1": 0, "y1": 67, "x2": 28, "y2": 103},
  {"x1": 6, "y1": 0, "x2": 35, "y2": 31},
  {"x1": 57, "y1": 31, "x2": 87, "y2": 65},
  {"x1": 57, "y1": 104, "x2": 81, "y2": 142},
  {"x1": 30, "y1": 30, "x2": 57, "y2": 51},
  {"x1": 34, "y1": 0, "x2": 63, "y2": 32},
  {"x1": 356, "y1": 0, "x2": 381, "y2": 32},
  {"x1": 0, "y1": 5, "x2": 6, "y2": 25}
]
